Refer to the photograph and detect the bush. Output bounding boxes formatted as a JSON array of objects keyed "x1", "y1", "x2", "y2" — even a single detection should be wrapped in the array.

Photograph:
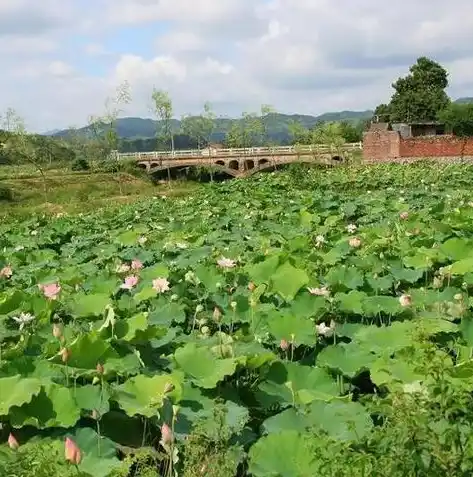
[
  {"x1": 71, "y1": 158, "x2": 90, "y2": 171},
  {"x1": 0, "y1": 184, "x2": 13, "y2": 201}
]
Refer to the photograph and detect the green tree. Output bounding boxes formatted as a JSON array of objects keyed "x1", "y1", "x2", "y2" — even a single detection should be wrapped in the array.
[
  {"x1": 151, "y1": 89, "x2": 174, "y2": 183},
  {"x1": 288, "y1": 120, "x2": 311, "y2": 145},
  {"x1": 438, "y1": 103, "x2": 473, "y2": 158},
  {"x1": 311, "y1": 122, "x2": 346, "y2": 158},
  {"x1": 376, "y1": 57, "x2": 451, "y2": 123},
  {"x1": 180, "y1": 102, "x2": 215, "y2": 150},
  {"x1": 0, "y1": 108, "x2": 49, "y2": 201}
]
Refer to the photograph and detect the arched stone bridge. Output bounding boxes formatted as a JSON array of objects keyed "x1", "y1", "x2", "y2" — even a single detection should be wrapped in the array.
[{"x1": 115, "y1": 144, "x2": 362, "y2": 178}]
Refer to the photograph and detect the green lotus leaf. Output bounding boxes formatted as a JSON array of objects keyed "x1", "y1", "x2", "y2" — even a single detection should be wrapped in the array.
[
  {"x1": 317, "y1": 342, "x2": 377, "y2": 378},
  {"x1": 73, "y1": 427, "x2": 121, "y2": 477},
  {"x1": 306, "y1": 400, "x2": 373, "y2": 441},
  {"x1": 65, "y1": 332, "x2": 120, "y2": 369},
  {"x1": 257, "y1": 361, "x2": 338, "y2": 408},
  {"x1": 174, "y1": 342, "x2": 238, "y2": 388},
  {"x1": 9, "y1": 382, "x2": 81, "y2": 429},
  {"x1": 245, "y1": 255, "x2": 280, "y2": 285},
  {"x1": 67, "y1": 292, "x2": 112, "y2": 317},
  {"x1": 270, "y1": 261, "x2": 309, "y2": 301},
  {"x1": 267, "y1": 313, "x2": 315, "y2": 346},
  {"x1": 114, "y1": 373, "x2": 183, "y2": 417},
  {"x1": 248, "y1": 431, "x2": 320, "y2": 476},
  {"x1": 0, "y1": 375, "x2": 42, "y2": 415}
]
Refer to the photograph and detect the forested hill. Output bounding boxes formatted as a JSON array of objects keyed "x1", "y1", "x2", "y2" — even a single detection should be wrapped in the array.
[{"x1": 49, "y1": 110, "x2": 374, "y2": 143}]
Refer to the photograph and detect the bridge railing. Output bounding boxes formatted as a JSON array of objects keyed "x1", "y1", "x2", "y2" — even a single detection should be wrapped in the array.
[{"x1": 114, "y1": 142, "x2": 363, "y2": 161}]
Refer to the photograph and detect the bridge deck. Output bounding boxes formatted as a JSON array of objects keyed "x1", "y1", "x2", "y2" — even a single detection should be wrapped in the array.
[{"x1": 115, "y1": 143, "x2": 362, "y2": 161}]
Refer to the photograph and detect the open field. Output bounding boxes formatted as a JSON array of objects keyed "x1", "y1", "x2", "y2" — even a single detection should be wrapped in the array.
[
  {"x1": 1, "y1": 169, "x2": 198, "y2": 217},
  {"x1": 3, "y1": 162, "x2": 473, "y2": 475}
]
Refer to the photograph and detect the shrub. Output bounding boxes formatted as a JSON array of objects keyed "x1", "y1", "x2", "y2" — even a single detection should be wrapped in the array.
[
  {"x1": 71, "y1": 158, "x2": 90, "y2": 171},
  {"x1": 0, "y1": 184, "x2": 13, "y2": 201}
]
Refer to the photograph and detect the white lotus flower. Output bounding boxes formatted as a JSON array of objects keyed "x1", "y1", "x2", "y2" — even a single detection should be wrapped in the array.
[
  {"x1": 308, "y1": 286, "x2": 330, "y2": 297},
  {"x1": 316, "y1": 320, "x2": 335, "y2": 337},
  {"x1": 11, "y1": 312, "x2": 35, "y2": 330},
  {"x1": 217, "y1": 257, "x2": 236, "y2": 269},
  {"x1": 152, "y1": 277, "x2": 170, "y2": 293},
  {"x1": 347, "y1": 224, "x2": 357, "y2": 234}
]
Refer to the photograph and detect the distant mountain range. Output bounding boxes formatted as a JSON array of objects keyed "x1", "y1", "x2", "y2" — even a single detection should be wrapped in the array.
[
  {"x1": 45, "y1": 98, "x2": 473, "y2": 142},
  {"x1": 48, "y1": 110, "x2": 374, "y2": 143}
]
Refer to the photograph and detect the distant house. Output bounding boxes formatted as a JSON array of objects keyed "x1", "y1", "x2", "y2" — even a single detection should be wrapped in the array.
[{"x1": 201, "y1": 143, "x2": 224, "y2": 156}]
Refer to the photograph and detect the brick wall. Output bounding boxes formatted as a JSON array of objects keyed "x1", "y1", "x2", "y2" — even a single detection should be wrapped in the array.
[
  {"x1": 363, "y1": 129, "x2": 473, "y2": 162},
  {"x1": 363, "y1": 130, "x2": 400, "y2": 162},
  {"x1": 399, "y1": 136, "x2": 473, "y2": 157}
]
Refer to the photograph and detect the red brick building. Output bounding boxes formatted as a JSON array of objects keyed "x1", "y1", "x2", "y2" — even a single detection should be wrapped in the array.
[{"x1": 363, "y1": 122, "x2": 473, "y2": 162}]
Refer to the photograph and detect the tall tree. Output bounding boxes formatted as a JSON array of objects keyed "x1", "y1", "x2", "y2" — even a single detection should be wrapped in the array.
[
  {"x1": 0, "y1": 108, "x2": 49, "y2": 201},
  {"x1": 180, "y1": 102, "x2": 215, "y2": 150},
  {"x1": 375, "y1": 57, "x2": 450, "y2": 123},
  {"x1": 151, "y1": 89, "x2": 174, "y2": 183}
]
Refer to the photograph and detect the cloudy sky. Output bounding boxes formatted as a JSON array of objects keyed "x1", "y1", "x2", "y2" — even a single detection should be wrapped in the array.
[{"x1": 2, "y1": 0, "x2": 473, "y2": 132}]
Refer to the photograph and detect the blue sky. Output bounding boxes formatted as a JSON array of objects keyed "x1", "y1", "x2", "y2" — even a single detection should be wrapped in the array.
[{"x1": 1, "y1": 0, "x2": 473, "y2": 132}]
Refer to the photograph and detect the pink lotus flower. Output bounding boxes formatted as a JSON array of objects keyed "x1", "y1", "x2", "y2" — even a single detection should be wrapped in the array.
[
  {"x1": 399, "y1": 211, "x2": 409, "y2": 220},
  {"x1": 131, "y1": 259, "x2": 143, "y2": 271},
  {"x1": 8, "y1": 433, "x2": 19, "y2": 450},
  {"x1": 217, "y1": 257, "x2": 236, "y2": 269},
  {"x1": 161, "y1": 423, "x2": 173, "y2": 445},
  {"x1": 39, "y1": 283, "x2": 61, "y2": 300},
  {"x1": 64, "y1": 437, "x2": 82, "y2": 465},
  {"x1": 152, "y1": 277, "x2": 170, "y2": 293},
  {"x1": 349, "y1": 237, "x2": 362, "y2": 248},
  {"x1": 121, "y1": 275, "x2": 139, "y2": 290},
  {"x1": 0, "y1": 265, "x2": 12, "y2": 278},
  {"x1": 399, "y1": 294, "x2": 412, "y2": 307},
  {"x1": 280, "y1": 339, "x2": 289, "y2": 351},
  {"x1": 307, "y1": 286, "x2": 330, "y2": 297}
]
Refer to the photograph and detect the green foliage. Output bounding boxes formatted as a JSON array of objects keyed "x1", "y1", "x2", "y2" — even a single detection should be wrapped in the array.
[
  {"x1": 0, "y1": 184, "x2": 13, "y2": 201},
  {"x1": 4, "y1": 163, "x2": 473, "y2": 475},
  {"x1": 375, "y1": 56, "x2": 451, "y2": 122},
  {"x1": 438, "y1": 103, "x2": 473, "y2": 137},
  {"x1": 71, "y1": 157, "x2": 90, "y2": 171}
]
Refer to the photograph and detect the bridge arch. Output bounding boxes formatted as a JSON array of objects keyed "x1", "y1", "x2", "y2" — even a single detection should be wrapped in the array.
[
  {"x1": 215, "y1": 160, "x2": 225, "y2": 166},
  {"x1": 148, "y1": 162, "x2": 240, "y2": 178},
  {"x1": 228, "y1": 160, "x2": 239, "y2": 171},
  {"x1": 244, "y1": 159, "x2": 255, "y2": 171}
]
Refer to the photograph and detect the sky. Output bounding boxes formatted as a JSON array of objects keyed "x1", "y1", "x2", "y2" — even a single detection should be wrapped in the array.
[{"x1": 1, "y1": 0, "x2": 473, "y2": 133}]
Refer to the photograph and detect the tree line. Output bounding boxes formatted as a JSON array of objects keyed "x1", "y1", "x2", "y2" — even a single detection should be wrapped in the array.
[{"x1": 374, "y1": 56, "x2": 473, "y2": 136}]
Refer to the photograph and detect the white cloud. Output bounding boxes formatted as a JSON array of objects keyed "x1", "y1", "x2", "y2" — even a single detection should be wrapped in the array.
[{"x1": 2, "y1": 0, "x2": 473, "y2": 132}]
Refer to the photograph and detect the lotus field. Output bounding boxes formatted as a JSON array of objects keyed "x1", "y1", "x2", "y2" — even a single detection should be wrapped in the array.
[{"x1": 3, "y1": 163, "x2": 473, "y2": 476}]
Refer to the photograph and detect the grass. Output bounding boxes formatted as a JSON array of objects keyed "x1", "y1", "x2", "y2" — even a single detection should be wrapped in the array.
[{"x1": 0, "y1": 167, "x2": 199, "y2": 218}]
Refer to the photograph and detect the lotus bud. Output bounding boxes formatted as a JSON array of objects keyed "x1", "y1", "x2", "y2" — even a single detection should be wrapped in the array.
[
  {"x1": 92, "y1": 376, "x2": 100, "y2": 385},
  {"x1": 163, "y1": 382, "x2": 175, "y2": 394},
  {"x1": 280, "y1": 339, "x2": 289, "y2": 351},
  {"x1": 230, "y1": 301, "x2": 237, "y2": 310},
  {"x1": 399, "y1": 211, "x2": 409, "y2": 220},
  {"x1": 8, "y1": 433, "x2": 19, "y2": 450},
  {"x1": 213, "y1": 307, "x2": 222, "y2": 322},
  {"x1": 195, "y1": 304, "x2": 204, "y2": 313},
  {"x1": 60, "y1": 347, "x2": 71, "y2": 363},
  {"x1": 65, "y1": 437, "x2": 82, "y2": 465},
  {"x1": 172, "y1": 405, "x2": 180, "y2": 417},
  {"x1": 52, "y1": 323, "x2": 63, "y2": 339},
  {"x1": 96, "y1": 362, "x2": 104, "y2": 375},
  {"x1": 399, "y1": 294, "x2": 412, "y2": 307},
  {"x1": 92, "y1": 409, "x2": 100, "y2": 420},
  {"x1": 161, "y1": 423, "x2": 173, "y2": 445},
  {"x1": 248, "y1": 281, "x2": 255, "y2": 291}
]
